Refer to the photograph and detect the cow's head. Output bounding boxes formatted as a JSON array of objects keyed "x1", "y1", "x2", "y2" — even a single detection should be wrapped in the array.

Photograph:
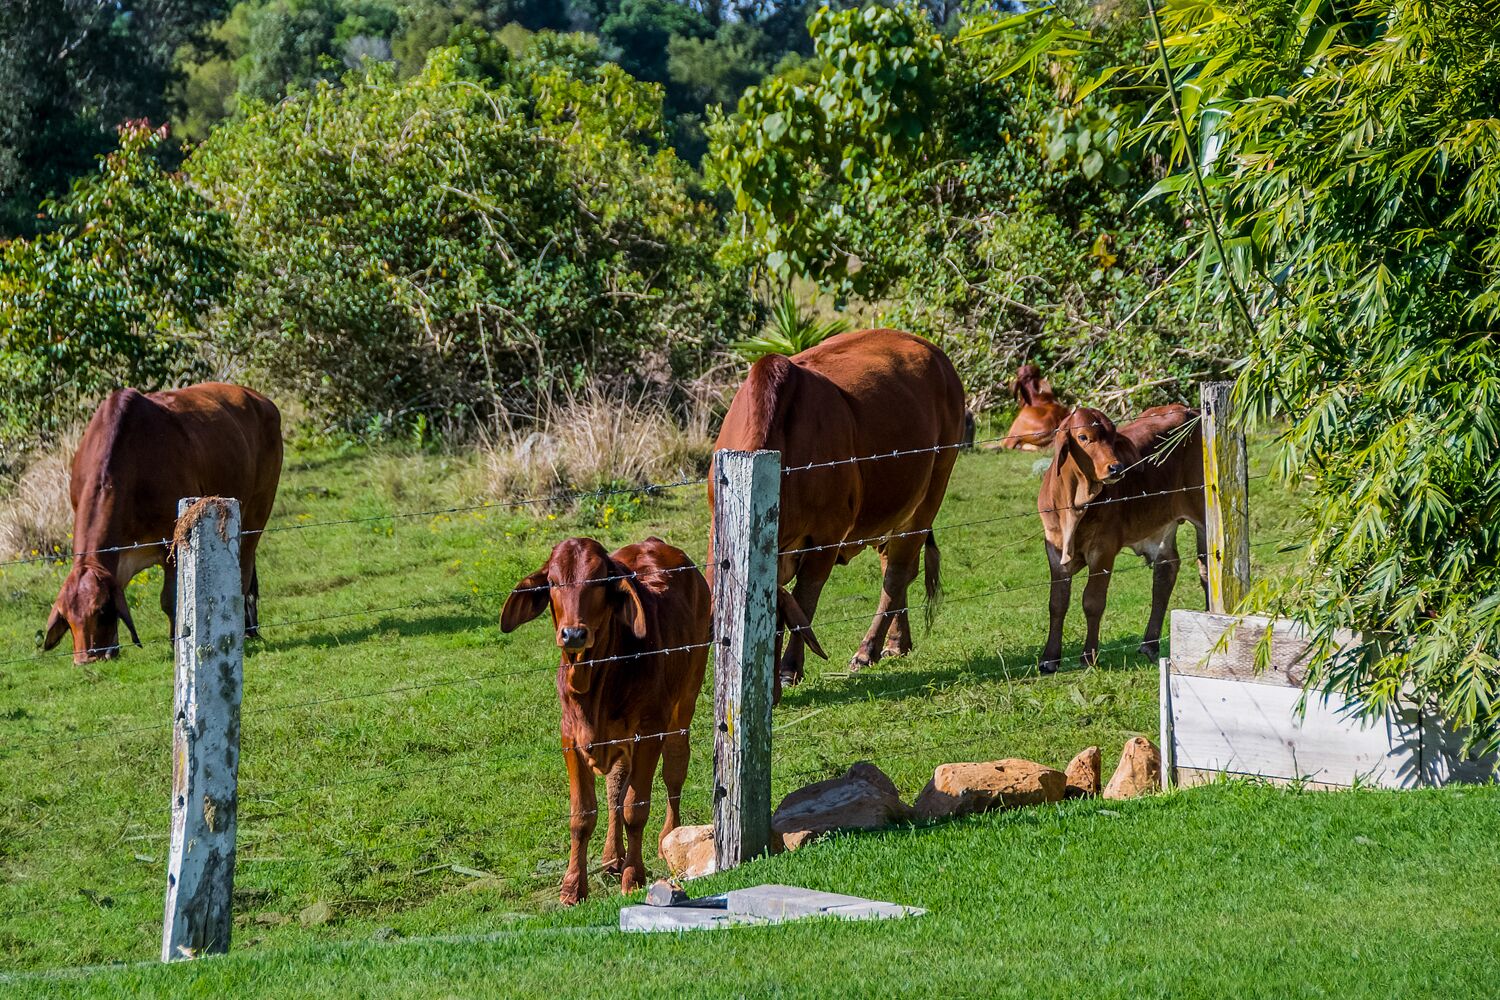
[
  {"x1": 1056, "y1": 407, "x2": 1126, "y2": 491},
  {"x1": 1012, "y1": 364, "x2": 1045, "y2": 406},
  {"x1": 501, "y1": 538, "x2": 648, "y2": 679},
  {"x1": 44, "y1": 564, "x2": 141, "y2": 664}
]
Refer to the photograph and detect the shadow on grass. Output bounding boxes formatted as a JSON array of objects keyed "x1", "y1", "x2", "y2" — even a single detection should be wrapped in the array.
[
  {"x1": 782, "y1": 637, "x2": 1161, "y2": 711},
  {"x1": 247, "y1": 610, "x2": 491, "y2": 657}
]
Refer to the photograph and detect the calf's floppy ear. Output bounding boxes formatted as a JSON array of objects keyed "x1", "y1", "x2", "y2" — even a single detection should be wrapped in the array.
[
  {"x1": 614, "y1": 576, "x2": 648, "y2": 640},
  {"x1": 500, "y1": 569, "x2": 551, "y2": 633},
  {"x1": 777, "y1": 588, "x2": 826, "y2": 660},
  {"x1": 43, "y1": 605, "x2": 69, "y2": 651}
]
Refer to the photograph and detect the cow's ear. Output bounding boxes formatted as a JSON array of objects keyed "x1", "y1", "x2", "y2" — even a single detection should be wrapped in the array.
[
  {"x1": 614, "y1": 576, "x2": 648, "y2": 640},
  {"x1": 43, "y1": 605, "x2": 69, "y2": 651},
  {"x1": 500, "y1": 569, "x2": 550, "y2": 633},
  {"x1": 112, "y1": 584, "x2": 141, "y2": 647},
  {"x1": 777, "y1": 588, "x2": 826, "y2": 660}
]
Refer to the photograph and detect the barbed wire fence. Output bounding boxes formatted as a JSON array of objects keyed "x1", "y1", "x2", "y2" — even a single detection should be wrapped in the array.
[{"x1": 0, "y1": 387, "x2": 1280, "y2": 966}]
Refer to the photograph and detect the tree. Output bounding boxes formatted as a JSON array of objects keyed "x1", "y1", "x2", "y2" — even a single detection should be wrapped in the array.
[
  {"x1": 1125, "y1": 0, "x2": 1500, "y2": 750},
  {"x1": 0, "y1": 0, "x2": 227, "y2": 235},
  {"x1": 0, "y1": 123, "x2": 235, "y2": 465}
]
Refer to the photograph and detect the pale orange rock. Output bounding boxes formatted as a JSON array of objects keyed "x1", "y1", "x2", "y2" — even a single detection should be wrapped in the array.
[
  {"x1": 1065, "y1": 746, "x2": 1102, "y2": 798},
  {"x1": 913, "y1": 759, "x2": 1066, "y2": 819},
  {"x1": 771, "y1": 762, "x2": 914, "y2": 849},
  {"x1": 1102, "y1": 737, "x2": 1162, "y2": 800},
  {"x1": 659, "y1": 824, "x2": 716, "y2": 879}
]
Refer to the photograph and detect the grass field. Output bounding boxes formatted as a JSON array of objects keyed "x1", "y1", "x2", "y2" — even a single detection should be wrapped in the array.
[{"x1": 0, "y1": 434, "x2": 1337, "y2": 981}]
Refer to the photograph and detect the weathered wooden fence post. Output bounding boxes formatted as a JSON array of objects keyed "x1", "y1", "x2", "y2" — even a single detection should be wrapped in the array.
[
  {"x1": 1200, "y1": 381, "x2": 1251, "y2": 613},
  {"x1": 711, "y1": 449, "x2": 780, "y2": 871},
  {"x1": 162, "y1": 496, "x2": 243, "y2": 962}
]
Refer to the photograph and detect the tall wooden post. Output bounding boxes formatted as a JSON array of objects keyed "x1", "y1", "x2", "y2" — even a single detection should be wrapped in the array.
[
  {"x1": 711, "y1": 449, "x2": 780, "y2": 870},
  {"x1": 162, "y1": 497, "x2": 244, "y2": 962},
  {"x1": 1200, "y1": 381, "x2": 1250, "y2": 614}
]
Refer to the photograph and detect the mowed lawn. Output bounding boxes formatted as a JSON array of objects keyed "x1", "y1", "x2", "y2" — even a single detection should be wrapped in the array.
[{"x1": 3, "y1": 435, "x2": 1328, "y2": 979}]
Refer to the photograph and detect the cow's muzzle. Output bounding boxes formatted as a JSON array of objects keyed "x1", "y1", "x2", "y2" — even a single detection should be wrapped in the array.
[{"x1": 558, "y1": 625, "x2": 592, "y2": 664}]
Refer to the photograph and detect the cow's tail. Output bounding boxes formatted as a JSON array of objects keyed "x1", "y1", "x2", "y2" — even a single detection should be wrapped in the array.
[{"x1": 923, "y1": 530, "x2": 943, "y2": 632}]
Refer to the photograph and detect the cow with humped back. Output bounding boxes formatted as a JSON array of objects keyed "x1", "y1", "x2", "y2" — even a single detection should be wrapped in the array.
[
  {"x1": 1036, "y1": 404, "x2": 1208, "y2": 673},
  {"x1": 43, "y1": 383, "x2": 283, "y2": 664},
  {"x1": 711, "y1": 328, "x2": 967, "y2": 699}
]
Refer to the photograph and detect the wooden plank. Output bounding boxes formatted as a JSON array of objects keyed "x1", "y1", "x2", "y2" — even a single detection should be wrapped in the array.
[
  {"x1": 1158, "y1": 657, "x2": 1174, "y2": 790},
  {"x1": 1169, "y1": 609, "x2": 1363, "y2": 687},
  {"x1": 1169, "y1": 674, "x2": 1421, "y2": 789},
  {"x1": 162, "y1": 497, "x2": 244, "y2": 962},
  {"x1": 711, "y1": 449, "x2": 780, "y2": 870},
  {"x1": 1200, "y1": 381, "x2": 1250, "y2": 613}
]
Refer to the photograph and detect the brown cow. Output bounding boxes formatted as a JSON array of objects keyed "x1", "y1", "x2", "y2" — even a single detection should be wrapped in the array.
[
  {"x1": 711, "y1": 328, "x2": 966, "y2": 689},
  {"x1": 1037, "y1": 405, "x2": 1207, "y2": 673},
  {"x1": 43, "y1": 383, "x2": 283, "y2": 664},
  {"x1": 500, "y1": 536, "x2": 710, "y2": 905},
  {"x1": 997, "y1": 364, "x2": 1070, "y2": 451}
]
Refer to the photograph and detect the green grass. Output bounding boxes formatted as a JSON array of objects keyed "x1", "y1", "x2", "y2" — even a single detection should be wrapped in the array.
[
  {"x1": 2, "y1": 437, "x2": 1314, "y2": 981},
  {"x1": 7, "y1": 784, "x2": 1500, "y2": 998}
]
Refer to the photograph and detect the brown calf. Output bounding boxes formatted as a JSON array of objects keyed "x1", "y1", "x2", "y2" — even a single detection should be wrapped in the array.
[
  {"x1": 1037, "y1": 405, "x2": 1207, "y2": 672},
  {"x1": 44, "y1": 383, "x2": 283, "y2": 664},
  {"x1": 711, "y1": 329, "x2": 966, "y2": 688},
  {"x1": 998, "y1": 364, "x2": 1069, "y2": 451},
  {"x1": 501, "y1": 536, "x2": 710, "y2": 905}
]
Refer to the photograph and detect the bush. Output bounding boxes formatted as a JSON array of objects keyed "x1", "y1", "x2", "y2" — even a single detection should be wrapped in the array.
[
  {"x1": 190, "y1": 35, "x2": 752, "y2": 438},
  {"x1": 0, "y1": 122, "x2": 233, "y2": 468}
]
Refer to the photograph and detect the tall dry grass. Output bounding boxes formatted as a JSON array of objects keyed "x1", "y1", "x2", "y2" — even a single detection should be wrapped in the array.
[
  {"x1": 0, "y1": 432, "x2": 76, "y2": 560},
  {"x1": 470, "y1": 385, "x2": 721, "y2": 504}
]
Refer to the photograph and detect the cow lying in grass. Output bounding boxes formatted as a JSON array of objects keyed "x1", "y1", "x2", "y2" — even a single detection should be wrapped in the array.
[
  {"x1": 501, "y1": 536, "x2": 710, "y2": 904},
  {"x1": 1037, "y1": 405, "x2": 1207, "y2": 673},
  {"x1": 998, "y1": 364, "x2": 1069, "y2": 451}
]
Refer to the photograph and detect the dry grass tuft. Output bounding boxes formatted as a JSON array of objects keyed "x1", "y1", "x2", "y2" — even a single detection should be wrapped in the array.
[
  {"x1": 471, "y1": 386, "x2": 719, "y2": 506},
  {"x1": 0, "y1": 433, "x2": 76, "y2": 560}
]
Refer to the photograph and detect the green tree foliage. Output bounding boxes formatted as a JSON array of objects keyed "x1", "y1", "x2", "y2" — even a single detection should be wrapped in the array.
[
  {"x1": 188, "y1": 39, "x2": 750, "y2": 434},
  {"x1": 0, "y1": 0, "x2": 227, "y2": 235},
  {"x1": 1132, "y1": 0, "x2": 1500, "y2": 749},
  {"x1": 732, "y1": 290, "x2": 849, "y2": 360},
  {"x1": 710, "y1": 3, "x2": 1231, "y2": 406},
  {"x1": 0, "y1": 124, "x2": 235, "y2": 463}
]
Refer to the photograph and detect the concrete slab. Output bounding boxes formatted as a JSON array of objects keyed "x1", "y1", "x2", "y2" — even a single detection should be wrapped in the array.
[{"x1": 618, "y1": 884, "x2": 924, "y2": 933}]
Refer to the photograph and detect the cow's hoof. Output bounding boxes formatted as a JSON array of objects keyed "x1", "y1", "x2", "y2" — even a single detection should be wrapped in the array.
[
  {"x1": 849, "y1": 650, "x2": 879, "y2": 672},
  {"x1": 559, "y1": 878, "x2": 586, "y2": 907},
  {"x1": 1037, "y1": 659, "x2": 1060, "y2": 675},
  {"x1": 882, "y1": 637, "x2": 912, "y2": 659},
  {"x1": 778, "y1": 667, "x2": 804, "y2": 688},
  {"x1": 620, "y1": 865, "x2": 646, "y2": 895},
  {"x1": 1138, "y1": 641, "x2": 1161, "y2": 659}
]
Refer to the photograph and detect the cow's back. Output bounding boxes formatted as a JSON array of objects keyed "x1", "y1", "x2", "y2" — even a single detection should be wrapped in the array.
[{"x1": 71, "y1": 383, "x2": 283, "y2": 548}]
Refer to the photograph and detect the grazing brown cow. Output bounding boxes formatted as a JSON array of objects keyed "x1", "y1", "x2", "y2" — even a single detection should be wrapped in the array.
[
  {"x1": 43, "y1": 383, "x2": 283, "y2": 664},
  {"x1": 1037, "y1": 405, "x2": 1207, "y2": 673},
  {"x1": 501, "y1": 536, "x2": 710, "y2": 905},
  {"x1": 711, "y1": 328, "x2": 967, "y2": 689},
  {"x1": 998, "y1": 364, "x2": 1070, "y2": 451}
]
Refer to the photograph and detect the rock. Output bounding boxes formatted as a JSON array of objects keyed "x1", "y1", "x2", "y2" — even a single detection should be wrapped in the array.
[
  {"x1": 298, "y1": 900, "x2": 335, "y2": 928},
  {"x1": 252, "y1": 911, "x2": 290, "y2": 927},
  {"x1": 913, "y1": 759, "x2": 1066, "y2": 819},
  {"x1": 1064, "y1": 746, "x2": 1102, "y2": 798},
  {"x1": 778, "y1": 829, "x2": 820, "y2": 852},
  {"x1": 771, "y1": 762, "x2": 914, "y2": 847},
  {"x1": 646, "y1": 879, "x2": 688, "y2": 907},
  {"x1": 660, "y1": 824, "x2": 716, "y2": 879},
  {"x1": 1102, "y1": 737, "x2": 1162, "y2": 800}
]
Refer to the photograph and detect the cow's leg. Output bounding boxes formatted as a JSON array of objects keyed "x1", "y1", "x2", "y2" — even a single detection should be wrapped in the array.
[
  {"x1": 560, "y1": 747, "x2": 597, "y2": 906},
  {"x1": 1080, "y1": 550, "x2": 1118, "y2": 667},
  {"x1": 620, "y1": 738, "x2": 663, "y2": 895},
  {"x1": 657, "y1": 730, "x2": 690, "y2": 855},
  {"x1": 853, "y1": 534, "x2": 922, "y2": 670},
  {"x1": 240, "y1": 535, "x2": 263, "y2": 639},
  {"x1": 159, "y1": 568, "x2": 178, "y2": 640},
  {"x1": 1040, "y1": 541, "x2": 1071, "y2": 673},
  {"x1": 883, "y1": 608, "x2": 913, "y2": 659},
  {"x1": 600, "y1": 752, "x2": 628, "y2": 880},
  {"x1": 1194, "y1": 520, "x2": 1209, "y2": 607},
  {"x1": 781, "y1": 548, "x2": 837, "y2": 687},
  {"x1": 1141, "y1": 532, "x2": 1181, "y2": 659}
]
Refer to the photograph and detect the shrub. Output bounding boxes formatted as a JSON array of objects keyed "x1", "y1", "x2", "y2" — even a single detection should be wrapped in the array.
[{"x1": 190, "y1": 35, "x2": 752, "y2": 438}]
